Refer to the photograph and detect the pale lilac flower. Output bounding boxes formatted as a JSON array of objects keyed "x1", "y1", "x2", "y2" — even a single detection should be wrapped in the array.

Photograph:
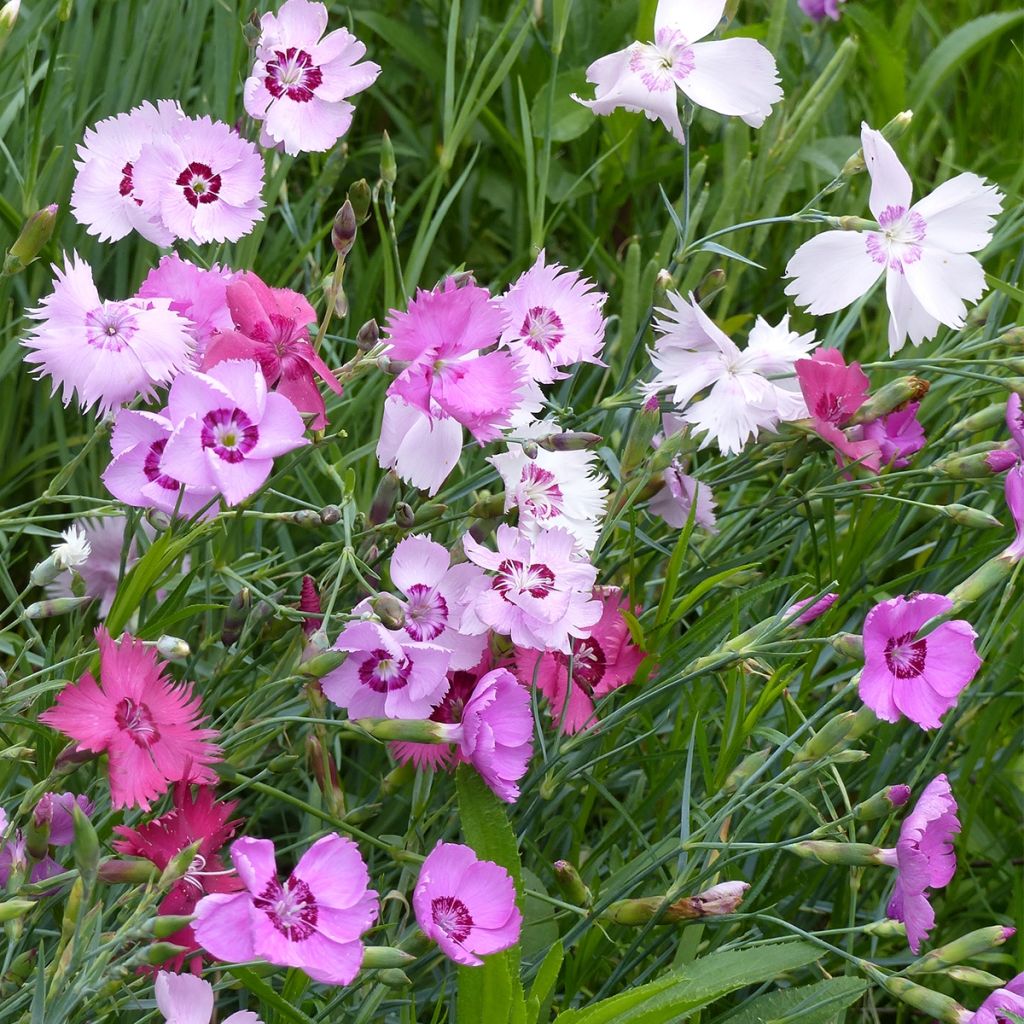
[
  {"x1": 1004, "y1": 465, "x2": 1024, "y2": 563},
  {"x1": 798, "y1": 0, "x2": 843, "y2": 21},
  {"x1": 862, "y1": 403, "x2": 926, "y2": 468},
  {"x1": 646, "y1": 415, "x2": 718, "y2": 531},
  {"x1": 573, "y1": 0, "x2": 783, "y2": 143},
  {"x1": 785, "y1": 124, "x2": 1003, "y2": 355},
  {"x1": 159, "y1": 360, "x2": 309, "y2": 507},
  {"x1": 155, "y1": 971, "x2": 261, "y2": 1024},
  {"x1": 965, "y1": 973, "x2": 1024, "y2": 1024},
  {"x1": 376, "y1": 396, "x2": 464, "y2": 496},
  {"x1": 23, "y1": 253, "x2": 194, "y2": 415},
  {"x1": 193, "y1": 833, "x2": 378, "y2": 986},
  {"x1": 244, "y1": 0, "x2": 380, "y2": 156},
  {"x1": 0, "y1": 792, "x2": 93, "y2": 888},
  {"x1": 70, "y1": 99, "x2": 184, "y2": 245},
  {"x1": 497, "y1": 251, "x2": 607, "y2": 384},
  {"x1": 876, "y1": 774, "x2": 959, "y2": 953},
  {"x1": 413, "y1": 842, "x2": 522, "y2": 966},
  {"x1": 45, "y1": 516, "x2": 143, "y2": 614},
  {"x1": 461, "y1": 525, "x2": 602, "y2": 654},
  {"x1": 133, "y1": 115, "x2": 265, "y2": 245},
  {"x1": 860, "y1": 593, "x2": 981, "y2": 730}
]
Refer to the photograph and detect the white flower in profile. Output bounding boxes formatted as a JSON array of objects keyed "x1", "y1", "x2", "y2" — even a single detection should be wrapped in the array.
[
  {"x1": 785, "y1": 123, "x2": 1003, "y2": 355},
  {"x1": 51, "y1": 525, "x2": 91, "y2": 571},
  {"x1": 573, "y1": 0, "x2": 783, "y2": 143},
  {"x1": 645, "y1": 292, "x2": 815, "y2": 455}
]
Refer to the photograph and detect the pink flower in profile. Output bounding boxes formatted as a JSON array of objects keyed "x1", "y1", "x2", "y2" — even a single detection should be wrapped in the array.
[
  {"x1": 155, "y1": 971, "x2": 261, "y2": 1024},
  {"x1": 202, "y1": 272, "x2": 341, "y2": 430},
  {"x1": 39, "y1": 628, "x2": 220, "y2": 810},
  {"x1": 23, "y1": 253, "x2": 194, "y2": 415},
  {"x1": 1004, "y1": 464, "x2": 1024, "y2": 563},
  {"x1": 244, "y1": 0, "x2": 381, "y2": 155},
  {"x1": 70, "y1": 100, "x2": 184, "y2": 245},
  {"x1": 788, "y1": 591, "x2": 839, "y2": 626},
  {"x1": 44, "y1": 516, "x2": 140, "y2": 615},
  {"x1": 133, "y1": 115, "x2": 265, "y2": 244},
  {"x1": 413, "y1": 843, "x2": 522, "y2": 966},
  {"x1": 860, "y1": 593, "x2": 981, "y2": 730},
  {"x1": 572, "y1": 0, "x2": 783, "y2": 143},
  {"x1": 862, "y1": 403, "x2": 926, "y2": 468},
  {"x1": 876, "y1": 774, "x2": 959, "y2": 953},
  {"x1": 321, "y1": 619, "x2": 451, "y2": 719},
  {"x1": 648, "y1": 464, "x2": 717, "y2": 531},
  {"x1": 193, "y1": 833, "x2": 378, "y2": 985},
  {"x1": 786, "y1": 124, "x2": 1003, "y2": 355},
  {"x1": 798, "y1": 0, "x2": 843, "y2": 20},
  {"x1": 461, "y1": 525, "x2": 602, "y2": 654},
  {"x1": 965, "y1": 973, "x2": 1024, "y2": 1024},
  {"x1": 516, "y1": 588, "x2": 647, "y2": 734},
  {"x1": 160, "y1": 360, "x2": 309, "y2": 507},
  {"x1": 376, "y1": 396, "x2": 464, "y2": 496}
]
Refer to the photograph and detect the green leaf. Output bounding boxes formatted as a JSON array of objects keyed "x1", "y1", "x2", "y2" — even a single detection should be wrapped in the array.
[
  {"x1": 697, "y1": 241, "x2": 766, "y2": 271},
  {"x1": 527, "y1": 940, "x2": 564, "y2": 1024},
  {"x1": 530, "y1": 69, "x2": 593, "y2": 143},
  {"x1": 226, "y1": 966, "x2": 317, "y2": 1024},
  {"x1": 717, "y1": 976, "x2": 868, "y2": 1024}
]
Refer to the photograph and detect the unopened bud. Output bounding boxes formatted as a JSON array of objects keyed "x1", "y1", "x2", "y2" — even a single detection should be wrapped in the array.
[
  {"x1": 0, "y1": 1, "x2": 21, "y2": 54},
  {"x1": 910, "y1": 926, "x2": 1017, "y2": 974},
  {"x1": 347, "y1": 179, "x2": 371, "y2": 225},
  {"x1": 853, "y1": 784, "x2": 911, "y2": 820},
  {"x1": 221, "y1": 587, "x2": 251, "y2": 647},
  {"x1": 243, "y1": 9, "x2": 262, "y2": 47},
  {"x1": 553, "y1": 861, "x2": 591, "y2": 906},
  {"x1": 942, "y1": 503, "x2": 1002, "y2": 529},
  {"x1": 25, "y1": 801, "x2": 51, "y2": 861},
  {"x1": 789, "y1": 841, "x2": 886, "y2": 866},
  {"x1": 695, "y1": 268, "x2": 726, "y2": 306},
  {"x1": 723, "y1": 748, "x2": 771, "y2": 792},
  {"x1": 381, "y1": 759, "x2": 414, "y2": 796},
  {"x1": 149, "y1": 914, "x2": 196, "y2": 939},
  {"x1": 863, "y1": 918, "x2": 907, "y2": 937},
  {"x1": 537, "y1": 432, "x2": 603, "y2": 452},
  {"x1": 850, "y1": 377, "x2": 930, "y2": 424},
  {"x1": 380, "y1": 131, "x2": 397, "y2": 186},
  {"x1": 299, "y1": 650, "x2": 347, "y2": 678},
  {"x1": 24, "y1": 596, "x2": 93, "y2": 619},
  {"x1": 945, "y1": 966, "x2": 1006, "y2": 988},
  {"x1": 138, "y1": 942, "x2": 191, "y2": 966},
  {"x1": 841, "y1": 110, "x2": 912, "y2": 177},
  {"x1": 98, "y1": 858, "x2": 161, "y2": 884},
  {"x1": 356, "y1": 318, "x2": 380, "y2": 350},
  {"x1": 881, "y1": 977, "x2": 968, "y2": 1024},
  {"x1": 319, "y1": 504, "x2": 341, "y2": 526},
  {"x1": 332, "y1": 200, "x2": 357, "y2": 257},
  {"x1": 948, "y1": 403, "x2": 1008, "y2": 440},
  {"x1": 468, "y1": 493, "x2": 506, "y2": 520},
  {"x1": 522, "y1": 440, "x2": 539, "y2": 459},
  {"x1": 372, "y1": 593, "x2": 406, "y2": 630},
  {"x1": 266, "y1": 752, "x2": 301, "y2": 773},
  {"x1": 361, "y1": 946, "x2": 416, "y2": 969},
  {"x1": 946, "y1": 556, "x2": 1013, "y2": 613},
  {"x1": 161, "y1": 840, "x2": 201, "y2": 886},
  {"x1": 370, "y1": 471, "x2": 400, "y2": 525},
  {"x1": 792, "y1": 711, "x2": 858, "y2": 763},
  {"x1": 829, "y1": 631, "x2": 864, "y2": 659},
  {"x1": 55, "y1": 743, "x2": 95, "y2": 772},
  {"x1": 3, "y1": 204, "x2": 57, "y2": 276},
  {"x1": 655, "y1": 268, "x2": 675, "y2": 291},
  {"x1": 395, "y1": 502, "x2": 415, "y2": 529},
  {"x1": 291, "y1": 509, "x2": 323, "y2": 529},
  {"x1": 377, "y1": 968, "x2": 412, "y2": 987},
  {"x1": 622, "y1": 403, "x2": 664, "y2": 478},
  {"x1": 155, "y1": 635, "x2": 190, "y2": 661},
  {"x1": 603, "y1": 882, "x2": 749, "y2": 925},
  {"x1": 354, "y1": 718, "x2": 450, "y2": 743},
  {"x1": 71, "y1": 803, "x2": 99, "y2": 885},
  {"x1": 686, "y1": 881, "x2": 750, "y2": 916},
  {"x1": 414, "y1": 502, "x2": 447, "y2": 525},
  {"x1": 146, "y1": 508, "x2": 173, "y2": 532},
  {"x1": 0, "y1": 899, "x2": 34, "y2": 923}
]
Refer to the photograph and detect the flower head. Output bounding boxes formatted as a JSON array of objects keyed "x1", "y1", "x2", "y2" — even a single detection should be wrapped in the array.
[
  {"x1": 965, "y1": 973, "x2": 1024, "y2": 1024},
  {"x1": 52, "y1": 525, "x2": 91, "y2": 570},
  {"x1": 862, "y1": 403, "x2": 926, "y2": 468},
  {"x1": 376, "y1": 396, "x2": 464, "y2": 496},
  {"x1": 45, "y1": 516, "x2": 143, "y2": 614},
  {"x1": 155, "y1": 971, "x2": 262, "y2": 1024},
  {"x1": 798, "y1": 0, "x2": 843, "y2": 20},
  {"x1": 1004, "y1": 465, "x2": 1024, "y2": 563},
  {"x1": 0, "y1": 792, "x2": 92, "y2": 888},
  {"x1": 788, "y1": 591, "x2": 839, "y2": 626}
]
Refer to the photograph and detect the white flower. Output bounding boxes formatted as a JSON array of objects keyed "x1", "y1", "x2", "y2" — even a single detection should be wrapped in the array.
[{"x1": 52, "y1": 525, "x2": 91, "y2": 571}]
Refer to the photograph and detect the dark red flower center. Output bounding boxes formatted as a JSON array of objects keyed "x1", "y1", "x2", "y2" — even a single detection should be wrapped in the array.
[
  {"x1": 518, "y1": 463, "x2": 563, "y2": 519},
  {"x1": 142, "y1": 438, "x2": 181, "y2": 491},
  {"x1": 359, "y1": 649, "x2": 412, "y2": 693},
  {"x1": 557, "y1": 636, "x2": 607, "y2": 696},
  {"x1": 403, "y1": 584, "x2": 449, "y2": 642},
  {"x1": 254, "y1": 875, "x2": 318, "y2": 941},
  {"x1": 265, "y1": 47, "x2": 323, "y2": 103},
  {"x1": 200, "y1": 407, "x2": 259, "y2": 463},
  {"x1": 520, "y1": 305, "x2": 565, "y2": 353},
  {"x1": 814, "y1": 392, "x2": 845, "y2": 424},
  {"x1": 431, "y1": 894, "x2": 473, "y2": 943},
  {"x1": 494, "y1": 559, "x2": 555, "y2": 601},
  {"x1": 119, "y1": 161, "x2": 143, "y2": 205},
  {"x1": 176, "y1": 161, "x2": 222, "y2": 208},
  {"x1": 114, "y1": 697, "x2": 160, "y2": 748},
  {"x1": 883, "y1": 631, "x2": 928, "y2": 679}
]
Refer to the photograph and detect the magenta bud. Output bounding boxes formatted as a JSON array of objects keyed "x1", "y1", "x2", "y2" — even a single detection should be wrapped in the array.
[
  {"x1": 888, "y1": 784, "x2": 911, "y2": 807},
  {"x1": 985, "y1": 448, "x2": 1019, "y2": 472},
  {"x1": 98, "y1": 857, "x2": 161, "y2": 883},
  {"x1": 852, "y1": 783, "x2": 911, "y2": 820},
  {"x1": 787, "y1": 592, "x2": 838, "y2": 627}
]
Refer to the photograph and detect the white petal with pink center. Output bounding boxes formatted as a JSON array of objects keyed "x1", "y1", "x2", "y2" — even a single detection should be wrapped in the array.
[{"x1": 376, "y1": 396, "x2": 464, "y2": 496}]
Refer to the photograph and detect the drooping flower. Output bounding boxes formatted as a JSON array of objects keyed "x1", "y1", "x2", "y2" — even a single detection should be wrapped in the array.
[
  {"x1": 133, "y1": 115, "x2": 265, "y2": 245},
  {"x1": 497, "y1": 251, "x2": 607, "y2": 383},
  {"x1": 39, "y1": 628, "x2": 220, "y2": 810},
  {"x1": 70, "y1": 99, "x2": 184, "y2": 245},
  {"x1": 798, "y1": 0, "x2": 844, "y2": 21},
  {"x1": 155, "y1": 971, "x2": 262, "y2": 1024},
  {"x1": 244, "y1": 0, "x2": 381, "y2": 156},
  {"x1": 862, "y1": 403, "x2": 926, "y2": 468},
  {"x1": 376, "y1": 396, "x2": 464, "y2": 496},
  {"x1": 412, "y1": 842, "x2": 522, "y2": 966},
  {"x1": 23, "y1": 253, "x2": 195, "y2": 415},
  {"x1": 461, "y1": 525, "x2": 602, "y2": 654},
  {"x1": 572, "y1": 0, "x2": 783, "y2": 143},
  {"x1": 193, "y1": 833, "x2": 379, "y2": 986},
  {"x1": 160, "y1": 359, "x2": 310, "y2": 507},
  {"x1": 516, "y1": 588, "x2": 647, "y2": 734},
  {"x1": 1004, "y1": 464, "x2": 1024, "y2": 563},
  {"x1": 876, "y1": 774, "x2": 960, "y2": 953},
  {"x1": 202, "y1": 272, "x2": 341, "y2": 429},
  {"x1": 860, "y1": 593, "x2": 981, "y2": 730},
  {"x1": 45, "y1": 516, "x2": 142, "y2": 615},
  {"x1": 785, "y1": 123, "x2": 1003, "y2": 354},
  {"x1": 964, "y1": 973, "x2": 1024, "y2": 1024},
  {"x1": 113, "y1": 785, "x2": 242, "y2": 972}
]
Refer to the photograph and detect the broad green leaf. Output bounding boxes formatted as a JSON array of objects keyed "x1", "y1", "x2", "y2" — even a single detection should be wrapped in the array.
[
  {"x1": 527, "y1": 941, "x2": 565, "y2": 1024},
  {"x1": 530, "y1": 69, "x2": 593, "y2": 143},
  {"x1": 716, "y1": 976, "x2": 868, "y2": 1024}
]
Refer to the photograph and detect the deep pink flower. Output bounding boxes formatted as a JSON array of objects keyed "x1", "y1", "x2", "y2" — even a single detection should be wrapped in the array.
[
  {"x1": 862, "y1": 403, "x2": 926, "y2": 468},
  {"x1": 1004, "y1": 465, "x2": 1024, "y2": 563},
  {"x1": 202, "y1": 272, "x2": 341, "y2": 429},
  {"x1": 788, "y1": 591, "x2": 839, "y2": 626},
  {"x1": 298, "y1": 575, "x2": 323, "y2": 636},
  {"x1": 376, "y1": 396, "x2": 464, "y2": 496},
  {"x1": 965, "y1": 973, "x2": 1024, "y2": 1024},
  {"x1": 515, "y1": 587, "x2": 647, "y2": 734},
  {"x1": 155, "y1": 971, "x2": 261, "y2": 1024},
  {"x1": 1007, "y1": 392, "x2": 1024, "y2": 451},
  {"x1": 799, "y1": 0, "x2": 843, "y2": 20},
  {"x1": 860, "y1": 594, "x2": 981, "y2": 730},
  {"x1": 39, "y1": 629, "x2": 220, "y2": 810},
  {"x1": 193, "y1": 833, "x2": 379, "y2": 985},
  {"x1": 877, "y1": 774, "x2": 959, "y2": 953},
  {"x1": 413, "y1": 842, "x2": 522, "y2": 966},
  {"x1": 244, "y1": 0, "x2": 381, "y2": 155}
]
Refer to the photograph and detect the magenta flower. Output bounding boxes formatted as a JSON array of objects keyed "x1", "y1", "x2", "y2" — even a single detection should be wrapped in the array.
[
  {"x1": 155, "y1": 971, "x2": 261, "y2": 1024},
  {"x1": 516, "y1": 587, "x2": 647, "y2": 734},
  {"x1": 798, "y1": 0, "x2": 843, "y2": 20},
  {"x1": 572, "y1": 0, "x2": 782, "y2": 143},
  {"x1": 133, "y1": 115, "x2": 265, "y2": 244},
  {"x1": 876, "y1": 774, "x2": 959, "y2": 952},
  {"x1": 862, "y1": 403, "x2": 926, "y2": 468},
  {"x1": 37, "y1": 792, "x2": 94, "y2": 847},
  {"x1": 965, "y1": 973, "x2": 1024, "y2": 1024},
  {"x1": 376, "y1": 396, "x2": 464, "y2": 496},
  {"x1": 321, "y1": 619, "x2": 451, "y2": 719},
  {"x1": 160, "y1": 360, "x2": 310, "y2": 507},
  {"x1": 413, "y1": 842, "x2": 522, "y2": 966},
  {"x1": 244, "y1": 0, "x2": 380, "y2": 156},
  {"x1": 202, "y1": 272, "x2": 341, "y2": 430},
  {"x1": 860, "y1": 593, "x2": 981, "y2": 730},
  {"x1": 23, "y1": 253, "x2": 194, "y2": 415},
  {"x1": 193, "y1": 833, "x2": 378, "y2": 986},
  {"x1": 1004, "y1": 465, "x2": 1024, "y2": 563},
  {"x1": 39, "y1": 628, "x2": 220, "y2": 810},
  {"x1": 461, "y1": 525, "x2": 602, "y2": 654},
  {"x1": 788, "y1": 591, "x2": 839, "y2": 626}
]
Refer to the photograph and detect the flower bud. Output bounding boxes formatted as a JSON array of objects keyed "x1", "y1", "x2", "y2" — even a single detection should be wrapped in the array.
[
  {"x1": 353, "y1": 718, "x2": 450, "y2": 743},
  {"x1": 291, "y1": 509, "x2": 323, "y2": 529},
  {"x1": 361, "y1": 946, "x2": 416, "y2": 969},
  {"x1": 942, "y1": 503, "x2": 1002, "y2": 529},
  {"x1": 621, "y1": 402, "x2": 663, "y2": 478},
  {"x1": 149, "y1": 914, "x2": 197, "y2": 939},
  {"x1": 945, "y1": 966, "x2": 1006, "y2": 988},
  {"x1": 792, "y1": 711, "x2": 859, "y2": 763},
  {"x1": 156, "y1": 635, "x2": 190, "y2": 661},
  {"x1": 55, "y1": 743, "x2": 95, "y2": 772},
  {"x1": 881, "y1": 977, "x2": 968, "y2": 1024},
  {"x1": 137, "y1": 942, "x2": 191, "y2": 966},
  {"x1": 909, "y1": 926, "x2": 1017, "y2": 974},
  {"x1": 356, "y1": 318, "x2": 380, "y2": 351},
  {"x1": 849, "y1": 376, "x2": 930, "y2": 424},
  {"x1": 603, "y1": 882, "x2": 749, "y2": 925},
  {"x1": 97, "y1": 858, "x2": 162, "y2": 885},
  {"x1": 829, "y1": 631, "x2": 864, "y2": 659},
  {"x1": 160, "y1": 839, "x2": 201, "y2": 886},
  {"x1": 0, "y1": 1, "x2": 21, "y2": 55},
  {"x1": 243, "y1": 9, "x2": 262, "y2": 47},
  {"x1": 863, "y1": 918, "x2": 907, "y2": 937},
  {"x1": 377, "y1": 968, "x2": 412, "y2": 987},
  {"x1": 370, "y1": 471, "x2": 400, "y2": 525},
  {"x1": 299, "y1": 650, "x2": 347, "y2": 678},
  {"x1": 723, "y1": 748, "x2": 771, "y2": 792},
  {"x1": 946, "y1": 556, "x2": 1013, "y2": 613},
  {"x1": 380, "y1": 130, "x2": 397, "y2": 186},
  {"x1": 948, "y1": 403, "x2": 1008, "y2": 440},
  {"x1": 553, "y1": 860, "x2": 592, "y2": 906},
  {"x1": 695, "y1": 268, "x2": 726, "y2": 306},
  {"x1": 347, "y1": 178, "x2": 372, "y2": 225},
  {"x1": 25, "y1": 801, "x2": 51, "y2": 861},
  {"x1": 537, "y1": 432, "x2": 603, "y2": 452},
  {"x1": 522, "y1": 440, "x2": 539, "y2": 459},
  {"x1": 320, "y1": 504, "x2": 341, "y2": 525},
  {"x1": 468, "y1": 493, "x2": 506, "y2": 520},
  {"x1": 789, "y1": 841, "x2": 887, "y2": 866},
  {"x1": 371, "y1": 593, "x2": 406, "y2": 630},
  {"x1": 0, "y1": 899, "x2": 34, "y2": 923},
  {"x1": 395, "y1": 501, "x2": 415, "y2": 528},
  {"x1": 24, "y1": 596, "x2": 94, "y2": 619},
  {"x1": 686, "y1": 881, "x2": 750, "y2": 916},
  {"x1": 655, "y1": 268, "x2": 676, "y2": 291},
  {"x1": 3, "y1": 204, "x2": 57, "y2": 276},
  {"x1": 852, "y1": 784, "x2": 911, "y2": 819},
  {"x1": 29, "y1": 554, "x2": 63, "y2": 587},
  {"x1": 841, "y1": 110, "x2": 912, "y2": 177},
  {"x1": 414, "y1": 502, "x2": 447, "y2": 525},
  {"x1": 71, "y1": 803, "x2": 99, "y2": 885},
  {"x1": 332, "y1": 200, "x2": 357, "y2": 257},
  {"x1": 146, "y1": 508, "x2": 173, "y2": 532},
  {"x1": 266, "y1": 752, "x2": 301, "y2": 773},
  {"x1": 221, "y1": 587, "x2": 251, "y2": 647}
]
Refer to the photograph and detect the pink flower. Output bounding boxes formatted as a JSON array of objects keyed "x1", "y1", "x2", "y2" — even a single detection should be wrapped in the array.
[
  {"x1": 155, "y1": 971, "x2": 261, "y2": 1024},
  {"x1": 39, "y1": 628, "x2": 220, "y2": 810},
  {"x1": 798, "y1": 0, "x2": 843, "y2": 20},
  {"x1": 648, "y1": 464, "x2": 717, "y2": 531},
  {"x1": 413, "y1": 842, "x2": 522, "y2": 966},
  {"x1": 133, "y1": 115, "x2": 265, "y2": 244},
  {"x1": 70, "y1": 100, "x2": 184, "y2": 245},
  {"x1": 202, "y1": 272, "x2": 341, "y2": 430},
  {"x1": 244, "y1": 0, "x2": 380, "y2": 156},
  {"x1": 461, "y1": 525, "x2": 602, "y2": 654},
  {"x1": 860, "y1": 593, "x2": 981, "y2": 730},
  {"x1": 573, "y1": 0, "x2": 782, "y2": 143},
  {"x1": 23, "y1": 253, "x2": 194, "y2": 415},
  {"x1": 515, "y1": 587, "x2": 647, "y2": 734},
  {"x1": 1004, "y1": 464, "x2": 1024, "y2": 563},
  {"x1": 965, "y1": 973, "x2": 1024, "y2": 1024},
  {"x1": 0, "y1": 792, "x2": 92, "y2": 888},
  {"x1": 1007, "y1": 392, "x2": 1024, "y2": 451},
  {"x1": 788, "y1": 592, "x2": 839, "y2": 626},
  {"x1": 786, "y1": 124, "x2": 1003, "y2": 355},
  {"x1": 321, "y1": 619, "x2": 451, "y2": 719},
  {"x1": 862, "y1": 403, "x2": 926, "y2": 468},
  {"x1": 391, "y1": 665, "x2": 482, "y2": 771},
  {"x1": 876, "y1": 774, "x2": 959, "y2": 953},
  {"x1": 497, "y1": 251, "x2": 607, "y2": 384},
  {"x1": 36, "y1": 792, "x2": 94, "y2": 847},
  {"x1": 376, "y1": 396, "x2": 464, "y2": 496},
  {"x1": 160, "y1": 360, "x2": 310, "y2": 507},
  {"x1": 193, "y1": 833, "x2": 378, "y2": 985}
]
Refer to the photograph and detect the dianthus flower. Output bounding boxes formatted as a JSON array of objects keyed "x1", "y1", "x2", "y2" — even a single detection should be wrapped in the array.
[
  {"x1": 862, "y1": 403, "x2": 926, "y2": 468},
  {"x1": 376, "y1": 396, "x2": 464, "y2": 497},
  {"x1": 646, "y1": 417, "x2": 717, "y2": 531},
  {"x1": 963, "y1": 973, "x2": 1024, "y2": 1024},
  {"x1": 0, "y1": 792, "x2": 93, "y2": 887},
  {"x1": 155, "y1": 971, "x2": 262, "y2": 1024},
  {"x1": 798, "y1": 0, "x2": 844, "y2": 20},
  {"x1": 45, "y1": 516, "x2": 141, "y2": 614}
]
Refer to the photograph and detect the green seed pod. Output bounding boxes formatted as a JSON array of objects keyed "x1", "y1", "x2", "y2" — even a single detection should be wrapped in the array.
[
  {"x1": 946, "y1": 556, "x2": 1013, "y2": 613},
  {"x1": 160, "y1": 840, "x2": 202, "y2": 886},
  {"x1": 138, "y1": 942, "x2": 191, "y2": 966},
  {"x1": 947, "y1": 403, "x2": 1008, "y2": 440},
  {"x1": 829, "y1": 631, "x2": 864, "y2": 659}
]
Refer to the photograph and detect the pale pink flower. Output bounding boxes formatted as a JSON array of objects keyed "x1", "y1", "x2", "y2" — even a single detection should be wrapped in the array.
[
  {"x1": 193, "y1": 833, "x2": 378, "y2": 986},
  {"x1": 786, "y1": 124, "x2": 1003, "y2": 355},
  {"x1": 133, "y1": 115, "x2": 265, "y2": 245},
  {"x1": 860, "y1": 594, "x2": 981, "y2": 730},
  {"x1": 573, "y1": 0, "x2": 782, "y2": 143},
  {"x1": 244, "y1": 0, "x2": 380, "y2": 156},
  {"x1": 45, "y1": 516, "x2": 141, "y2": 614},
  {"x1": 376, "y1": 396, "x2": 464, "y2": 496},
  {"x1": 155, "y1": 971, "x2": 261, "y2": 1024},
  {"x1": 413, "y1": 842, "x2": 522, "y2": 966},
  {"x1": 23, "y1": 253, "x2": 194, "y2": 415},
  {"x1": 70, "y1": 99, "x2": 184, "y2": 245},
  {"x1": 461, "y1": 525, "x2": 602, "y2": 654},
  {"x1": 965, "y1": 973, "x2": 1024, "y2": 1024},
  {"x1": 159, "y1": 360, "x2": 309, "y2": 507},
  {"x1": 39, "y1": 628, "x2": 220, "y2": 810},
  {"x1": 862, "y1": 403, "x2": 926, "y2": 468}
]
